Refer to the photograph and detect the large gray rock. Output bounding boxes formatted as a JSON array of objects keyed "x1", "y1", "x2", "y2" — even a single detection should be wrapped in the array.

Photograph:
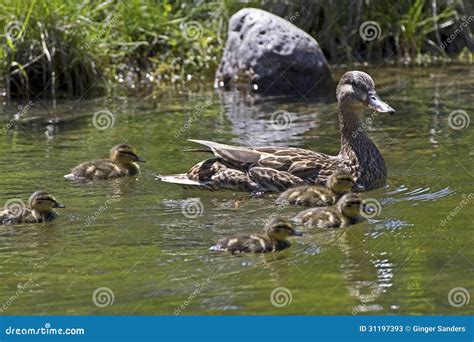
[{"x1": 215, "y1": 8, "x2": 335, "y2": 100}]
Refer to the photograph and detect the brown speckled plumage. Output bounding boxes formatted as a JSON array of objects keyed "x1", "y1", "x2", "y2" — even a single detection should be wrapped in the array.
[
  {"x1": 295, "y1": 193, "x2": 365, "y2": 228},
  {"x1": 0, "y1": 191, "x2": 65, "y2": 225},
  {"x1": 210, "y1": 218, "x2": 302, "y2": 254},
  {"x1": 65, "y1": 144, "x2": 145, "y2": 181},
  {"x1": 158, "y1": 71, "x2": 395, "y2": 192},
  {"x1": 276, "y1": 172, "x2": 355, "y2": 207}
]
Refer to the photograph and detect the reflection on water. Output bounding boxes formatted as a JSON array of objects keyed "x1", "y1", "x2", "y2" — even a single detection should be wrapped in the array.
[{"x1": 0, "y1": 66, "x2": 472, "y2": 315}]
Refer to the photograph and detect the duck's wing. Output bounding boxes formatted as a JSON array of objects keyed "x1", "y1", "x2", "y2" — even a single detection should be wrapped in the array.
[
  {"x1": 188, "y1": 139, "x2": 264, "y2": 168},
  {"x1": 249, "y1": 167, "x2": 306, "y2": 192},
  {"x1": 157, "y1": 159, "x2": 258, "y2": 192}
]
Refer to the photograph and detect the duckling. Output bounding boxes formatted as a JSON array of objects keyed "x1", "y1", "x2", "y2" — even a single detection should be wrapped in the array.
[
  {"x1": 0, "y1": 191, "x2": 65, "y2": 224},
  {"x1": 64, "y1": 144, "x2": 145, "y2": 180},
  {"x1": 295, "y1": 193, "x2": 365, "y2": 228},
  {"x1": 209, "y1": 218, "x2": 303, "y2": 254},
  {"x1": 276, "y1": 172, "x2": 355, "y2": 207}
]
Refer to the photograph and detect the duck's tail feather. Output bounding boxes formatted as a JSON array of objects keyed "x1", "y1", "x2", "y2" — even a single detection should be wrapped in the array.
[
  {"x1": 181, "y1": 148, "x2": 213, "y2": 153},
  {"x1": 63, "y1": 173, "x2": 76, "y2": 180},
  {"x1": 156, "y1": 174, "x2": 218, "y2": 190}
]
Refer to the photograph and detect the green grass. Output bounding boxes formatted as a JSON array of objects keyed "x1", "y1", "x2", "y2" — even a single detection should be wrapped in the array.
[
  {"x1": 0, "y1": 0, "x2": 225, "y2": 99},
  {"x1": 0, "y1": 0, "x2": 471, "y2": 99}
]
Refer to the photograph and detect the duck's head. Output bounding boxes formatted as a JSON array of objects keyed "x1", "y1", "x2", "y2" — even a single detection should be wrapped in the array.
[
  {"x1": 336, "y1": 71, "x2": 395, "y2": 115},
  {"x1": 110, "y1": 144, "x2": 146, "y2": 165},
  {"x1": 327, "y1": 172, "x2": 356, "y2": 195},
  {"x1": 28, "y1": 191, "x2": 65, "y2": 212},
  {"x1": 265, "y1": 218, "x2": 303, "y2": 241},
  {"x1": 337, "y1": 193, "x2": 364, "y2": 219}
]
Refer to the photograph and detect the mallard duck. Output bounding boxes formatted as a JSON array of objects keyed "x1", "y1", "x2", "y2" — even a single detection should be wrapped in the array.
[
  {"x1": 295, "y1": 193, "x2": 365, "y2": 228},
  {"x1": 64, "y1": 144, "x2": 145, "y2": 180},
  {"x1": 0, "y1": 191, "x2": 65, "y2": 224},
  {"x1": 276, "y1": 171, "x2": 355, "y2": 207},
  {"x1": 158, "y1": 71, "x2": 395, "y2": 193},
  {"x1": 209, "y1": 217, "x2": 303, "y2": 254}
]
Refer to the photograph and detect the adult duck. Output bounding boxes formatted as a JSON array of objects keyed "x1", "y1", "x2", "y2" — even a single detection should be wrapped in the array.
[{"x1": 158, "y1": 71, "x2": 395, "y2": 193}]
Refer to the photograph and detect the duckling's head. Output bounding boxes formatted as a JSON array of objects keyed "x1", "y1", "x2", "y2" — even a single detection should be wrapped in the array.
[
  {"x1": 337, "y1": 193, "x2": 364, "y2": 219},
  {"x1": 28, "y1": 191, "x2": 65, "y2": 212},
  {"x1": 110, "y1": 144, "x2": 145, "y2": 165},
  {"x1": 265, "y1": 218, "x2": 303, "y2": 241},
  {"x1": 327, "y1": 172, "x2": 356, "y2": 195},
  {"x1": 336, "y1": 71, "x2": 395, "y2": 115}
]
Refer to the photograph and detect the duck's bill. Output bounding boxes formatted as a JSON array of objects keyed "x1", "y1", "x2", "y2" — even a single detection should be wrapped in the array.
[
  {"x1": 54, "y1": 203, "x2": 66, "y2": 209},
  {"x1": 368, "y1": 93, "x2": 395, "y2": 114},
  {"x1": 135, "y1": 156, "x2": 146, "y2": 162},
  {"x1": 292, "y1": 230, "x2": 304, "y2": 237}
]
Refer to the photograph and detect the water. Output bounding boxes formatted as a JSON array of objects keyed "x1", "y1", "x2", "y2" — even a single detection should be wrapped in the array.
[{"x1": 0, "y1": 66, "x2": 472, "y2": 315}]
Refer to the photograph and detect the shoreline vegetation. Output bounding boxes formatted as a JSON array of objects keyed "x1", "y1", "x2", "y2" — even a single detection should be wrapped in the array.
[{"x1": 0, "y1": 0, "x2": 472, "y2": 100}]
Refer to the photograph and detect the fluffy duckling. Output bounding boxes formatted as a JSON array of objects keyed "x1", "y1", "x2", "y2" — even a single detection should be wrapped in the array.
[
  {"x1": 276, "y1": 172, "x2": 355, "y2": 207},
  {"x1": 296, "y1": 193, "x2": 365, "y2": 228},
  {"x1": 210, "y1": 218, "x2": 303, "y2": 254},
  {"x1": 1, "y1": 191, "x2": 65, "y2": 224},
  {"x1": 64, "y1": 144, "x2": 145, "y2": 180}
]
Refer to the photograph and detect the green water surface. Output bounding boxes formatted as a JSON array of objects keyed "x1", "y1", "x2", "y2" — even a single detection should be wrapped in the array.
[{"x1": 0, "y1": 66, "x2": 472, "y2": 315}]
